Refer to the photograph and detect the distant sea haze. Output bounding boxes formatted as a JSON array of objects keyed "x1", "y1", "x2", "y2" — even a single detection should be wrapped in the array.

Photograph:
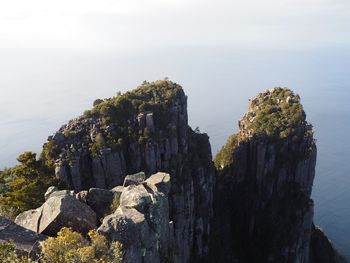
[{"x1": 1, "y1": 47, "x2": 350, "y2": 259}]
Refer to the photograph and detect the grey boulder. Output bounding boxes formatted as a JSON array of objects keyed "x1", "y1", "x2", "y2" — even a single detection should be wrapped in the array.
[
  {"x1": 98, "y1": 172, "x2": 174, "y2": 263},
  {"x1": 123, "y1": 172, "x2": 146, "y2": 187},
  {"x1": 15, "y1": 195, "x2": 96, "y2": 236}
]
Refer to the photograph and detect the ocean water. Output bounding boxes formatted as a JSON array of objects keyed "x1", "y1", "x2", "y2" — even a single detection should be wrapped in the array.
[{"x1": 0, "y1": 47, "x2": 349, "y2": 257}]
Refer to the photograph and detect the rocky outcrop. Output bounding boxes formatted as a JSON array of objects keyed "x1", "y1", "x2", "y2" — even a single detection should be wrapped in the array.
[
  {"x1": 98, "y1": 172, "x2": 174, "y2": 263},
  {"x1": 43, "y1": 80, "x2": 215, "y2": 263},
  {"x1": 211, "y1": 88, "x2": 318, "y2": 263},
  {"x1": 123, "y1": 172, "x2": 146, "y2": 187},
  {"x1": 310, "y1": 225, "x2": 347, "y2": 263},
  {"x1": 0, "y1": 216, "x2": 45, "y2": 259},
  {"x1": 27, "y1": 82, "x2": 341, "y2": 263},
  {"x1": 15, "y1": 194, "x2": 96, "y2": 236}
]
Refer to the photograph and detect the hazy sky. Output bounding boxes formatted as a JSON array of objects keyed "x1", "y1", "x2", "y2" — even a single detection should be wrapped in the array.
[{"x1": 0, "y1": 0, "x2": 349, "y2": 52}]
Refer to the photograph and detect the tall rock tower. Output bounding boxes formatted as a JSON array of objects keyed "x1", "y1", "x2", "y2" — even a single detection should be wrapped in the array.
[
  {"x1": 42, "y1": 80, "x2": 215, "y2": 263},
  {"x1": 212, "y1": 88, "x2": 316, "y2": 263}
]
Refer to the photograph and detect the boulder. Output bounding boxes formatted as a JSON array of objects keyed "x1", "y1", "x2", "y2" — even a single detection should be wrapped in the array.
[
  {"x1": 111, "y1": 185, "x2": 124, "y2": 195},
  {"x1": 0, "y1": 216, "x2": 46, "y2": 259},
  {"x1": 98, "y1": 172, "x2": 174, "y2": 263},
  {"x1": 144, "y1": 172, "x2": 171, "y2": 194},
  {"x1": 14, "y1": 208, "x2": 42, "y2": 233},
  {"x1": 120, "y1": 185, "x2": 152, "y2": 213},
  {"x1": 44, "y1": 186, "x2": 58, "y2": 200},
  {"x1": 15, "y1": 195, "x2": 96, "y2": 236},
  {"x1": 123, "y1": 172, "x2": 146, "y2": 187},
  {"x1": 45, "y1": 189, "x2": 74, "y2": 200}
]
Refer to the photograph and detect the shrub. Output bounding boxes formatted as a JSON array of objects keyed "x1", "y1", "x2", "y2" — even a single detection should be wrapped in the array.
[
  {"x1": 0, "y1": 241, "x2": 30, "y2": 263},
  {"x1": 41, "y1": 228, "x2": 123, "y2": 263},
  {"x1": 93, "y1": 99, "x2": 104, "y2": 107},
  {"x1": 214, "y1": 134, "x2": 238, "y2": 169},
  {"x1": 0, "y1": 152, "x2": 58, "y2": 216},
  {"x1": 243, "y1": 88, "x2": 306, "y2": 139},
  {"x1": 0, "y1": 205, "x2": 18, "y2": 220}
]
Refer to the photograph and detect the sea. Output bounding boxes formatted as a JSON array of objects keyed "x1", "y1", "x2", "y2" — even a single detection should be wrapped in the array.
[{"x1": 1, "y1": 47, "x2": 349, "y2": 258}]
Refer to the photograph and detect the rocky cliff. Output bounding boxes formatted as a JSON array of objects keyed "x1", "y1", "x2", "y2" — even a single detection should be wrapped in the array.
[
  {"x1": 211, "y1": 88, "x2": 317, "y2": 263},
  {"x1": 309, "y1": 225, "x2": 347, "y2": 263},
  {"x1": 2, "y1": 82, "x2": 343, "y2": 263},
  {"x1": 41, "y1": 80, "x2": 215, "y2": 263}
]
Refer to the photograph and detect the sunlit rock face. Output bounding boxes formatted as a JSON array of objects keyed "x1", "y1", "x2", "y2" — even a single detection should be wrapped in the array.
[{"x1": 43, "y1": 80, "x2": 215, "y2": 263}]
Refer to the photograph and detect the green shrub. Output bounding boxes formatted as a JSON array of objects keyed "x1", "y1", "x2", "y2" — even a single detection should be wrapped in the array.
[
  {"x1": 41, "y1": 227, "x2": 123, "y2": 263},
  {"x1": 0, "y1": 152, "x2": 58, "y2": 216},
  {"x1": 93, "y1": 99, "x2": 104, "y2": 107},
  {"x1": 244, "y1": 88, "x2": 306, "y2": 139},
  {"x1": 86, "y1": 80, "x2": 184, "y2": 156},
  {"x1": 0, "y1": 241, "x2": 30, "y2": 263},
  {"x1": 214, "y1": 134, "x2": 238, "y2": 169},
  {"x1": 41, "y1": 140, "x2": 60, "y2": 169}
]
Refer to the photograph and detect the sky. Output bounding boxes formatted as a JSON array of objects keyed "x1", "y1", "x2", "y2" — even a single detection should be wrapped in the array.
[{"x1": 0, "y1": 0, "x2": 349, "y2": 52}]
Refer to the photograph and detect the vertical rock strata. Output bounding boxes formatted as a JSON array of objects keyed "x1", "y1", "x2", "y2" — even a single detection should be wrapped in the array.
[
  {"x1": 212, "y1": 88, "x2": 317, "y2": 263},
  {"x1": 39, "y1": 83, "x2": 342, "y2": 263},
  {"x1": 42, "y1": 80, "x2": 215, "y2": 263}
]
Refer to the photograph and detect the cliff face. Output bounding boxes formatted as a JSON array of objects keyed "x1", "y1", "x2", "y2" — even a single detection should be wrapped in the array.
[
  {"x1": 42, "y1": 80, "x2": 215, "y2": 263},
  {"x1": 309, "y1": 225, "x2": 347, "y2": 263},
  {"x1": 212, "y1": 88, "x2": 317, "y2": 263},
  {"x1": 35, "y1": 83, "x2": 344, "y2": 263}
]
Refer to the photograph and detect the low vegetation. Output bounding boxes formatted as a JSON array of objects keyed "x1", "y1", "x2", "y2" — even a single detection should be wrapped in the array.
[
  {"x1": 215, "y1": 88, "x2": 314, "y2": 170},
  {"x1": 0, "y1": 241, "x2": 30, "y2": 263},
  {"x1": 214, "y1": 134, "x2": 238, "y2": 169},
  {"x1": 41, "y1": 228, "x2": 123, "y2": 263},
  {"x1": 0, "y1": 228, "x2": 123, "y2": 263},
  {"x1": 86, "y1": 79, "x2": 184, "y2": 157},
  {"x1": 243, "y1": 87, "x2": 308, "y2": 139}
]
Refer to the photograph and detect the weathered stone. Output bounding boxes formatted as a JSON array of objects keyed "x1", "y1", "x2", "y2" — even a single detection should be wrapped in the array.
[
  {"x1": 15, "y1": 195, "x2": 96, "y2": 236},
  {"x1": 144, "y1": 172, "x2": 171, "y2": 194},
  {"x1": 0, "y1": 216, "x2": 46, "y2": 259},
  {"x1": 14, "y1": 208, "x2": 42, "y2": 233},
  {"x1": 98, "y1": 172, "x2": 173, "y2": 263},
  {"x1": 45, "y1": 189, "x2": 74, "y2": 200},
  {"x1": 44, "y1": 186, "x2": 58, "y2": 200},
  {"x1": 120, "y1": 185, "x2": 152, "y2": 213},
  {"x1": 111, "y1": 185, "x2": 124, "y2": 195},
  {"x1": 123, "y1": 172, "x2": 146, "y2": 187}
]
